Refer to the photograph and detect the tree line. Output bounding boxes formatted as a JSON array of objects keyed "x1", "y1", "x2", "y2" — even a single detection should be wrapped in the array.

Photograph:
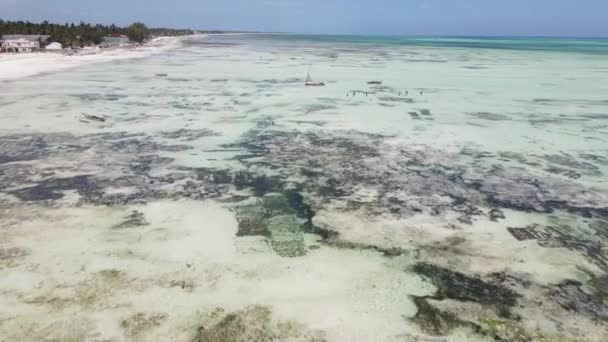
[{"x1": 0, "y1": 20, "x2": 194, "y2": 48}]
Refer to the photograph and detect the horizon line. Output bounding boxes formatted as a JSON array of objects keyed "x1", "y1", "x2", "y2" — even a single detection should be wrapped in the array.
[{"x1": 2, "y1": 18, "x2": 606, "y2": 39}]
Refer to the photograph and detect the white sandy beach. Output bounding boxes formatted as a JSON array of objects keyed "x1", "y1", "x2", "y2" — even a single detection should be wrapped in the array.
[{"x1": 0, "y1": 36, "x2": 186, "y2": 81}]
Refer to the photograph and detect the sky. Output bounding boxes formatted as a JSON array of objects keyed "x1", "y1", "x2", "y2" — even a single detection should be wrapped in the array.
[{"x1": 1, "y1": 0, "x2": 608, "y2": 37}]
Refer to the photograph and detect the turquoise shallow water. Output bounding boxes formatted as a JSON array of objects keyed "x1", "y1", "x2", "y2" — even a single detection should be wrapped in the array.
[{"x1": 211, "y1": 34, "x2": 608, "y2": 54}]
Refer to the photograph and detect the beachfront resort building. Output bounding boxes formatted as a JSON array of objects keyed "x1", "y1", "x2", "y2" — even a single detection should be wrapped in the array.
[
  {"x1": 101, "y1": 34, "x2": 130, "y2": 47},
  {"x1": 0, "y1": 34, "x2": 50, "y2": 52},
  {"x1": 45, "y1": 42, "x2": 63, "y2": 50}
]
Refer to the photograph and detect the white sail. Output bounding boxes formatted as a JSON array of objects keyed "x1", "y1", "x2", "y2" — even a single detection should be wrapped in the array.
[
  {"x1": 306, "y1": 66, "x2": 313, "y2": 83},
  {"x1": 305, "y1": 65, "x2": 325, "y2": 86}
]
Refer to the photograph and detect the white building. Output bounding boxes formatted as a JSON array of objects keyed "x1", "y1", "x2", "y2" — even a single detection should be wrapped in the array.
[
  {"x1": 0, "y1": 38, "x2": 39, "y2": 52},
  {"x1": 45, "y1": 42, "x2": 63, "y2": 50},
  {"x1": 0, "y1": 35, "x2": 50, "y2": 53}
]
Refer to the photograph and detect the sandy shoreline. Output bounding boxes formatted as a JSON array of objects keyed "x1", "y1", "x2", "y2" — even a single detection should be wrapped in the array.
[{"x1": 0, "y1": 36, "x2": 190, "y2": 81}]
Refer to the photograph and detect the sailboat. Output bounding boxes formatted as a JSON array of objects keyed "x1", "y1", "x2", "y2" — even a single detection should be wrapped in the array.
[{"x1": 305, "y1": 66, "x2": 325, "y2": 86}]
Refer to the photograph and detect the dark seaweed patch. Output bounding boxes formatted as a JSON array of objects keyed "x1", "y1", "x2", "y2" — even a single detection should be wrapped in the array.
[
  {"x1": 477, "y1": 173, "x2": 608, "y2": 218},
  {"x1": 378, "y1": 96, "x2": 414, "y2": 103},
  {"x1": 582, "y1": 114, "x2": 608, "y2": 120},
  {"x1": 407, "y1": 109, "x2": 433, "y2": 120},
  {"x1": 289, "y1": 120, "x2": 327, "y2": 127},
  {"x1": 463, "y1": 66, "x2": 488, "y2": 70},
  {"x1": 226, "y1": 129, "x2": 606, "y2": 227},
  {"x1": 412, "y1": 297, "x2": 481, "y2": 336},
  {"x1": 507, "y1": 224, "x2": 608, "y2": 269},
  {"x1": 532, "y1": 98, "x2": 608, "y2": 106},
  {"x1": 579, "y1": 153, "x2": 608, "y2": 165},
  {"x1": 412, "y1": 297, "x2": 536, "y2": 341},
  {"x1": 159, "y1": 129, "x2": 220, "y2": 141},
  {"x1": 194, "y1": 168, "x2": 284, "y2": 196},
  {"x1": 488, "y1": 208, "x2": 506, "y2": 222},
  {"x1": 261, "y1": 78, "x2": 301, "y2": 84},
  {"x1": 497, "y1": 151, "x2": 541, "y2": 167},
  {"x1": 325, "y1": 240, "x2": 405, "y2": 257},
  {"x1": 548, "y1": 280, "x2": 608, "y2": 321},
  {"x1": 0, "y1": 247, "x2": 29, "y2": 268},
  {"x1": 0, "y1": 135, "x2": 50, "y2": 164},
  {"x1": 113, "y1": 210, "x2": 149, "y2": 229},
  {"x1": 413, "y1": 263, "x2": 519, "y2": 311},
  {"x1": 9, "y1": 175, "x2": 100, "y2": 201},
  {"x1": 71, "y1": 93, "x2": 128, "y2": 102},
  {"x1": 588, "y1": 274, "x2": 608, "y2": 303},
  {"x1": 121, "y1": 312, "x2": 168, "y2": 337},
  {"x1": 466, "y1": 112, "x2": 511, "y2": 121},
  {"x1": 301, "y1": 104, "x2": 337, "y2": 114},
  {"x1": 543, "y1": 153, "x2": 598, "y2": 169},
  {"x1": 192, "y1": 306, "x2": 321, "y2": 341},
  {"x1": 0, "y1": 132, "x2": 186, "y2": 205},
  {"x1": 410, "y1": 264, "x2": 530, "y2": 339}
]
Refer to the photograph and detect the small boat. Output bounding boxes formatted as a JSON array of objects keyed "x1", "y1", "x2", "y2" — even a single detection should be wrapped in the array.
[{"x1": 305, "y1": 67, "x2": 325, "y2": 87}]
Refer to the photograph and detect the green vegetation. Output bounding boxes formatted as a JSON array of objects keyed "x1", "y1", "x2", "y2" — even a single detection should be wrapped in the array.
[
  {"x1": 0, "y1": 19, "x2": 194, "y2": 48},
  {"x1": 125, "y1": 22, "x2": 148, "y2": 43}
]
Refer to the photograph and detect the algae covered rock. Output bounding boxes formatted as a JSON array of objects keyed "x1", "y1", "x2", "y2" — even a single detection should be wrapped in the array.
[
  {"x1": 412, "y1": 297, "x2": 479, "y2": 336},
  {"x1": 121, "y1": 312, "x2": 168, "y2": 337},
  {"x1": 234, "y1": 193, "x2": 310, "y2": 257},
  {"x1": 268, "y1": 215, "x2": 306, "y2": 258},
  {"x1": 413, "y1": 263, "x2": 519, "y2": 310},
  {"x1": 262, "y1": 193, "x2": 296, "y2": 217},
  {"x1": 549, "y1": 279, "x2": 608, "y2": 321},
  {"x1": 235, "y1": 200, "x2": 269, "y2": 237},
  {"x1": 113, "y1": 210, "x2": 149, "y2": 229},
  {"x1": 193, "y1": 305, "x2": 324, "y2": 342}
]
